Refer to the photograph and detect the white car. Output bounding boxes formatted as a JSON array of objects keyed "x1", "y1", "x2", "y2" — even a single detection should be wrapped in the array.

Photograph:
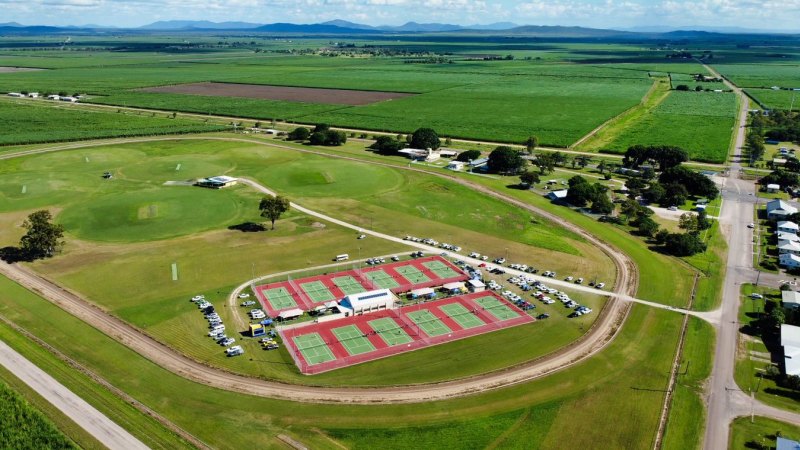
[
  {"x1": 226, "y1": 345, "x2": 244, "y2": 356},
  {"x1": 238, "y1": 293, "x2": 250, "y2": 299},
  {"x1": 357, "y1": 234, "x2": 366, "y2": 239},
  {"x1": 596, "y1": 283, "x2": 606, "y2": 289},
  {"x1": 191, "y1": 295, "x2": 205, "y2": 302},
  {"x1": 668, "y1": 206, "x2": 678, "y2": 211},
  {"x1": 747, "y1": 223, "x2": 755, "y2": 229}
]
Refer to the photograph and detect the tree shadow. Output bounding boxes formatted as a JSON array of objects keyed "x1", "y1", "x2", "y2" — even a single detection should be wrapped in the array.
[
  {"x1": 0, "y1": 246, "x2": 31, "y2": 263},
  {"x1": 764, "y1": 386, "x2": 800, "y2": 402},
  {"x1": 228, "y1": 222, "x2": 267, "y2": 233}
]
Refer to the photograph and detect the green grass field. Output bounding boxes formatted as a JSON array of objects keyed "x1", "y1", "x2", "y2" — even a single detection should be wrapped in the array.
[
  {"x1": 600, "y1": 91, "x2": 738, "y2": 163},
  {"x1": 0, "y1": 379, "x2": 78, "y2": 449},
  {"x1": 0, "y1": 100, "x2": 224, "y2": 145}
]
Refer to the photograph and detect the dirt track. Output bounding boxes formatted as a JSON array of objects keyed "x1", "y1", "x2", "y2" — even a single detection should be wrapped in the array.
[
  {"x1": 0, "y1": 135, "x2": 640, "y2": 404},
  {"x1": 141, "y1": 82, "x2": 413, "y2": 106}
]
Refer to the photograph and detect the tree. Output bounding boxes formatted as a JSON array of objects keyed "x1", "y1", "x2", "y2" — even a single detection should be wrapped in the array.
[
  {"x1": 456, "y1": 150, "x2": 482, "y2": 162},
  {"x1": 655, "y1": 229, "x2": 670, "y2": 245},
  {"x1": 519, "y1": 171, "x2": 540, "y2": 186},
  {"x1": 625, "y1": 178, "x2": 646, "y2": 195},
  {"x1": 678, "y1": 213, "x2": 698, "y2": 233},
  {"x1": 652, "y1": 146, "x2": 688, "y2": 171},
  {"x1": 410, "y1": 128, "x2": 440, "y2": 150},
  {"x1": 662, "y1": 183, "x2": 689, "y2": 207},
  {"x1": 370, "y1": 136, "x2": 405, "y2": 155},
  {"x1": 591, "y1": 193, "x2": 614, "y2": 214},
  {"x1": 322, "y1": 129, "x2": 347, "y2": 146},
  {"x1": 534, "y1": 153, "x2": 556, "y2": 175},
  {"x1": 637, "y1": 216, "x2": 660, "y2": 237},
  {"x1": 660, "y1": 166, "x2": 719, "y2": 199},
  {"x1": 488, "y1": 146, "x2": 525, "y2": 174},
  {"x1": 761, "y1": 169, "x2": 800, "y2": 189},
  {"x1": 769, "y1": 308, "x2": 786, "y2": 328},
  {"x1": 524, "y1": 136, "x2": 538, "y2": 154},
  {"x1": 663, "y1": 232, "x2": 706, "y2": 256},
  {"x1": 597, "y1": 160, "x2": 608, "y2": 174},
  {"x1": 18, "y1": 210, "x2": 64, "y2": 260},
  {"x1": 312, "y1": 123, "x2": 330, "y2": 133},
  {"x1": 675, "y1": 84, "x2": 690, "y2": 91},
  {"x1": 643, "y1": 182, "x2": 666, "y2": 204},
  {"x1": 623, "y1": 145, "x2": 650, "y2": 169},
  {"x1": 696, "y1": 210, "x2": 712, "y2": 230},
  {"x1": 259, "y1": 196, "x2": 291, "y2": 230},
  {"x1": 621, "y1": 198, "x2": 642, "y2": 222},
  {"x1": 287, "y1": 127, "x2": 310, "y2": 141},
  {"x1": 309, "y1": 131, "x2": 326, "y2": 145}
]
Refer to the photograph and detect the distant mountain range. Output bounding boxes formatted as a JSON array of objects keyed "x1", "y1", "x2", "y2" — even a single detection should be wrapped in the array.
[{"x1": 0, "y1": 19, "x2": 796, "y2": 37}]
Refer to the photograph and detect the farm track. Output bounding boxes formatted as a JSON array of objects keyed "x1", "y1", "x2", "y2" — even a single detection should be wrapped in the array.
[{"x1": 0, "y1": 135, "x2": 644, "y2": 404}]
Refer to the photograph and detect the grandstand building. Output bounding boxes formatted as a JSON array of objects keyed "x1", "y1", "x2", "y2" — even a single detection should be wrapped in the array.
[{"x1": 337, "y1": 289, "x2": 396, "y2": 315}]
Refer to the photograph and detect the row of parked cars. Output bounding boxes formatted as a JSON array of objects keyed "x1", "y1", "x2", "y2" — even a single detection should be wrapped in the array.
[{"x1": 191, "y1": 294, "x2": 243, "y2": 357}]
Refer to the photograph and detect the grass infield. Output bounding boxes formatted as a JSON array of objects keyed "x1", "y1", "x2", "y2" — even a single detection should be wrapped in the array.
[
  {"x1": 331, "y1": 325, "x2": 376, "y2": 356},
  {"x1": 263, "y1": 287, "x2": 297, "y2": 311},
  {"x1": 364, "y1": 270, "x2": 399, "y2": 290},
  {"x1": 332, "y1": 276, "x2": 367, "y2": 295},
  {"x1": 394, "y1": 265, "x2": 431, "y2": 284},
  {"x1": 423, "y1": 260, "x2": 460, "y2": 279},
  {"x1": 293, "y1": 333, "x2": 336, "y2": 365},
  {"x1": 368, "y1": 318, "x2": 414, "y2": 346},
  {"x1": 300, "y1": 280, "x2": 336, "y2": 303},
  {"x1": 474, "y1": 296, "x2": 521, "y2": 321},
  {"x1": 439, "y1": 303, "x2": 485, "y2": 330},
  {"x1": 407, "y1": 309, "x2": 452, "y2": 337}
]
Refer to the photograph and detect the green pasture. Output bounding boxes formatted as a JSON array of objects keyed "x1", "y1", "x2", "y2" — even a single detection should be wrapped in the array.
[
  {"x1": 600, "y1": 91, "x2": 738, "y2": 163},
  {"x1": 713, "y1": 63, "x2": 800, "y2": 89},
  {"x1": 746, "y1": 88, "x2": 799, "y2": 111},
  {"x1": 0, "y1": 100, "x2": 224, "y2": 145},
  {"x1": 0, "y1": 378, "x2": 78, "y2": 449},
  {"x1": 0, "y1": 273, "x2": 684, "y2": 449}
]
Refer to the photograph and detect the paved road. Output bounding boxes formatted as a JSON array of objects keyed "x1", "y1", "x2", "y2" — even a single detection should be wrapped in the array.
[
  {"x1": 0, "y1": 340, "x2": 148, "y2": 450},
  {"x1": 702, "y1": 65, "x2": 800, "y2": 448}
]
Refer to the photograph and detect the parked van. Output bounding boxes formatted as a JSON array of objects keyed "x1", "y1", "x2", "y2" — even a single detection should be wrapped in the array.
[{"x1": 334, "y1": 254, "x2": 349, "y2": 261}]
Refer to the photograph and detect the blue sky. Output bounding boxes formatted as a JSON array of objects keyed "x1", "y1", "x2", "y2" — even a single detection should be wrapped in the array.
[{"x1": 2, "y1": 0, "x2": 799, "y2": 30}]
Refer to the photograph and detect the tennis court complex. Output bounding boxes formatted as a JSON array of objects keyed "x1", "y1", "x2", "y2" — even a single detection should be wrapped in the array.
[
  {"x1": 439, "y1": 303, "x2": 485, "y2": 329},
  {"x1": 300, "y1": 280, "x2": 336, "y2": 303},
  {"x1": 262, "y1": 287, "x2": 298, "y2": 311},
  {"x1": 407, "y1": 309, "x2": 452, "y2": 337},
  {"x1": 280, "y1": 292, "x2": 534, "y2": 374},
  {"x1": 332, "y1": 275, "x2": 368, "y2": 295},
  {"x1": 368, "y1": 317, "x2": 414, "y2": 346},
  {"x1": 364, "y1": 270, "x2": 400, "y2": 289},
  {"x1": 394, "y1": 265, "x2": 431, "y2": 284},
  {"x1": 474, "y1": 295, "x2": 522, "y2": 321},
  {"x1": 332, "y1": 325, "x2": 376, "y2": 356},
  {"x1": 293, "y1": 333, "x2": 336, "y2": 365},
  {"x1": 423, "y1": 260, "x2": 461, "y2": 279}
]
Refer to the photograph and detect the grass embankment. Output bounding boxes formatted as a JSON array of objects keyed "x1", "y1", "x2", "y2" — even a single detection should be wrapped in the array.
[
  {"x1": 576, "y1": 77, "x2": 671, "y2": 152},
  {"x1": 0, "y1": 270, "x2": 686, "y2": 449},
  {"x1": 729, "y1": 416, "x2": 800, "y2": 449},
  {"x1": 0, "y1": 376, "x2": 80, "y2": 449}
]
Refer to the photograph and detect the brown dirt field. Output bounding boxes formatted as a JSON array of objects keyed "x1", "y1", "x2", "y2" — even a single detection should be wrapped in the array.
[{"x1": 140, "y1": 82, "x2": 414, "y2": 106}]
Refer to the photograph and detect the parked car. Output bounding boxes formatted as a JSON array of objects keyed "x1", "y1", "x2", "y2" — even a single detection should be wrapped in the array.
[{"x1": 238, "y1": 293, "x2": 250, "y2": 299}]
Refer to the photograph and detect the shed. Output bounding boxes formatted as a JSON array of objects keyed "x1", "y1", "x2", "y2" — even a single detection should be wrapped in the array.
[
  {"x1": 446, "y1": 161, "x2": 466, "y2": 171},
  {"x1": 547, "y1": 189, "x2": 568, "y2": 201},
  {"x1": 783, "y1": 290, "x2": 800, "y2": 309},
  {"x1": 196, "y1": 175, "x2": 238, "y2": 189},
  {"x1": 467, "y1": 279, "x2": 486, "y2": 292},
  {"x1": 442, "y1": 282, "x2": 465, "y2": 291},
  {"x1": 277, "y1": 308, "x2": 304, "y2": 320},
  {"x1": 782, "y1": 324, "x2": 800, "y2": 376},
  {"x1": 767, "y1": 183, "x2": 781, "y2": 193},
  {"x1": 468, "y1": 157, "x2": 489, "y2": 167},
  {"x1": 410, "y1": 287, "x2": 435, "y2": 298}
]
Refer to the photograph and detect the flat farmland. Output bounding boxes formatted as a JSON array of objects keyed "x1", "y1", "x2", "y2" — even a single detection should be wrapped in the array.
[
  {"x1": 0, "y1": 100, "x2": 224, "y2": 145},
  {"x1": 601, "y1": 90, "x2": 738, "y2": 163},
  {"x1": 712, "y1": 63, "x2": 800, "y2": 88},
  {"x1": 0, "y1": 51, "x2": 654, "y2": 146},
  {"x1": 141, "y1": 82, "x2": 414, "y2": 105},
  {"x1": 745, "y1": 88, "x2": 799, "y2": 110}
]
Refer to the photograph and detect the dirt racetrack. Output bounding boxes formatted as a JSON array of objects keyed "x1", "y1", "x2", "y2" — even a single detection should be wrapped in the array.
[{"x1": 140, "y1": 82, "x2": 414, "y2": 105}]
